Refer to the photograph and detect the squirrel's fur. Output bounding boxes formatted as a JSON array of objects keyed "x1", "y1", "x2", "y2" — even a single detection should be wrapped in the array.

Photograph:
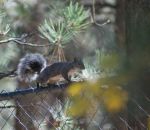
[
  {"x1": 37, "y1": 58, "x2": 85, "y2": 84},
  {"x1": 17, "y1": 53, "x2": 46, "y2": 83}
]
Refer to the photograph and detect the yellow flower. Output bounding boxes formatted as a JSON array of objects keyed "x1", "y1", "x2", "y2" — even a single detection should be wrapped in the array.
[
  {"x1": 103, "y1": 86, "x2": 128, "y2": 113},
  {"x1": 67, "y1": 83, "x2": 84, "y2": 96}
]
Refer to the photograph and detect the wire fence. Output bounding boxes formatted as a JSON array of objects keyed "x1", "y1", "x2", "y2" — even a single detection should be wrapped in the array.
[
  {"x1": 0, "y1": 83, "x2": 149, "y2": 130},
  {"x1": 0, "y1": 84, "x2": 71, "y2": 130}
]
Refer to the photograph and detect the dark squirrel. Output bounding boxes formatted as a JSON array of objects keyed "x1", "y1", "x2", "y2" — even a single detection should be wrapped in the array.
[
  {"x1": 17, "y1": 53, "x2": 46, "y2": 83},
  {"x1": 17, "y1": 54, "x2": 84, "y2": 86},
  {"x1": 37, "y1": 58, "x2": 85, "y2": 85}
]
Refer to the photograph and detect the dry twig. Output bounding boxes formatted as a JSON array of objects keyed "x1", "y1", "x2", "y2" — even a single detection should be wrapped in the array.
[{"x1": 0, "y1": 33, "x2": 52, "y2": 47}]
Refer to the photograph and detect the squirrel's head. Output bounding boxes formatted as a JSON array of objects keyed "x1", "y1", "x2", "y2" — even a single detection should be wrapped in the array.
[{"x1": 73, "y1": 57, "x2": 85, "y2": 70}]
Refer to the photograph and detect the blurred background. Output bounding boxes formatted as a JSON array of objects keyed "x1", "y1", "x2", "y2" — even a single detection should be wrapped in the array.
[{"x1": 0, "y1": 0, "x2": 150, "y2": 130}]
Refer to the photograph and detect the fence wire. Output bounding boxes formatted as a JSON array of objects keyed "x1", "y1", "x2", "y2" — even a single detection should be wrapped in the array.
[{"x1": 0, "y1": 83, "x2": 149, "y2": 130}]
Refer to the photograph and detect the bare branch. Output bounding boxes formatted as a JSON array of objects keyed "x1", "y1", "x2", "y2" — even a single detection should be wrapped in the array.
[
  {"x1": 0, "y1": 38, "x2": 51, "y2": 47},
  {"x1": 0, "y1": 32, "x2": 53, "y2": 47}
]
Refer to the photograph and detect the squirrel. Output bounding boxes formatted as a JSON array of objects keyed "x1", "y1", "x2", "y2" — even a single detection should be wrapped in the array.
[
  {"x1": 17, "y1": 53, "x2": 46, "y2": 83},
  {"x1": 16, "y1": 54, "x2": 84, "y2": 86},
  {"x1": 37, "y1": 58, "x2": 85, "y2": 85}
]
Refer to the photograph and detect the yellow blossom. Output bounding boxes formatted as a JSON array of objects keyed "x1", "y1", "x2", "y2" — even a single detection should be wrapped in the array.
[{"x1": 103, "y1": 86, "x2": 128, "y2": 113}]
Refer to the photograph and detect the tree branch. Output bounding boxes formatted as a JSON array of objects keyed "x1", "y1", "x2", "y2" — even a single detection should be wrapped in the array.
[
  {"x1": 0, "y1": 32, "x2": 53, "y2": 47},
  {"x1": 0, "y1": 38, "x2": 51, "y2": 47}
]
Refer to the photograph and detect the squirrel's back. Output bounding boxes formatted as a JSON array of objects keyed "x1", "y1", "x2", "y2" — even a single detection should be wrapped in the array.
[{"x1": 37, "y1": 58, "x2": 85, "y2": 84}]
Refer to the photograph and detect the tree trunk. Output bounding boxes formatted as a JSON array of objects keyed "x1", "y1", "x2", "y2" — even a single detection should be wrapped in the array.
[{"x1": 115, "y1": 0, "x2": 150, "y2": 129}]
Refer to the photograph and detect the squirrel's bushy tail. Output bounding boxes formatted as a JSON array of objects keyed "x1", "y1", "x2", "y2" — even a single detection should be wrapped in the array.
[
  {"x1": 17, "y1": 53, "x2": 46, "y2": 83},
  {"x1": 0, "y1": 53, "x2": 46, "y2": 82}
]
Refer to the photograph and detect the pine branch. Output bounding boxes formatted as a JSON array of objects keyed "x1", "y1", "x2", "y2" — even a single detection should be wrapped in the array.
[{"x1": 39, "y1": 2, "x2": 90, "y2": 45}]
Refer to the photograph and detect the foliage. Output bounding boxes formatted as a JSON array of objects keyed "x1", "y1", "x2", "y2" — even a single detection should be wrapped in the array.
[
  {"x1": 66, "y1": 50, "x2": 129, "y2": 117},
  {"x1": 39, "y1": 2, "x2": 90, "y2": 46},
  {"x1": 0, "y1": 12, "x2": 10, "y2": 36},
  {"x1": 0, "y1": 8, "x2": 10, "y2": 30},
  {"x1": 0, "y1": 9, "x2": 19, "y2": 71},
  {"x1": 47, "y1": 100, "x2": 82, "y2": 130},
  {"x1": 63, "y1": 2, "x2": 90, "y2": 33},
  {"x1": 39, "y1": 20, "x2": 72, "y2": 44},
  {"x1": 67, "y1": 81, "x2": 128, "y2": 116},
  {"x1": 0, "y1": 43, "x2": 19, "y2": 70},
  {"x1": 82, "y1": 50, "x2": 101, "y2": 80}
]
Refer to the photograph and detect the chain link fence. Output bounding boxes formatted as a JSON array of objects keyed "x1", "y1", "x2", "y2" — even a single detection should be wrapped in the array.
[
  {"x1": 0, "y1": 84, "x2": 73, "y2": 130},
  {"x1": 0, "y1": 83, "x2": 149, "y2": 130}
]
